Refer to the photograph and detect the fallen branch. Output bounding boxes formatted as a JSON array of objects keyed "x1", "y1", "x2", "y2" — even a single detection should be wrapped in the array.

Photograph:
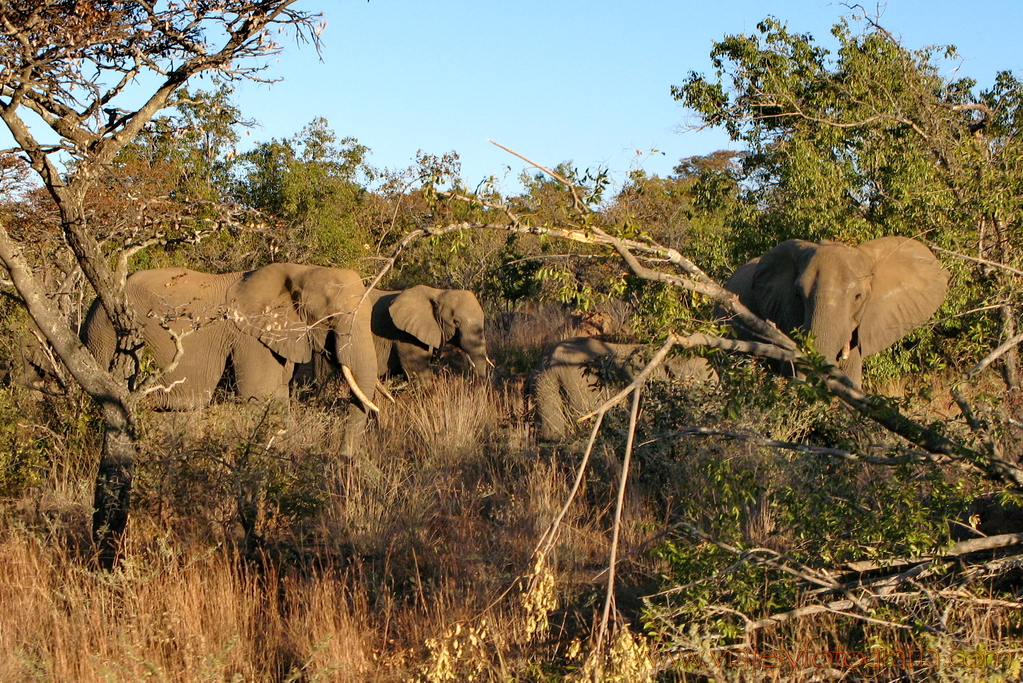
[
  {"x1": 639, "y1": 424, "x2": 946, "y2": 467},
  {"x1": 747, "y1": 532, "x2": 1023, "y2": 632}
]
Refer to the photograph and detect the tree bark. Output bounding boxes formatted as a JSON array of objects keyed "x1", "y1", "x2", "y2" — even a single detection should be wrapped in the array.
[
  {"x1": 0, "y1": 217, "x2": 138, "y2": 568},
  {"x1": 1001, "y1": 305, "x2": 1020, "y2": 393}
]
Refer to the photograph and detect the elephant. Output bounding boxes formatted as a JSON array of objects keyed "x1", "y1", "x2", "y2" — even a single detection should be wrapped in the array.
[
  {"x1": 721, "y1": 236, "x2": 949, "y2": 388},
  {"x1": 81, "y1": 263, "x2": 378, "y2": 450},
  {"x1": 368, "y1": 285, "x2": 490, "y2": 381},
  {"x1": 532, "y1": 337, "x2": 717, "y2": 442}
]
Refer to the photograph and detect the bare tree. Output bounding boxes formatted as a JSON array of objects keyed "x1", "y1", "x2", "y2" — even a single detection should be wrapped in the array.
[{"x1": 0, "y1": 0, "x2": 320, "y2": 566}]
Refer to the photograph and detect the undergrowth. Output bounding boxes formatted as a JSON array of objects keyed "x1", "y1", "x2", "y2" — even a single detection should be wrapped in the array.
[{"x1": 0, "y1": 319, "x2": 1021, "y2": 681}]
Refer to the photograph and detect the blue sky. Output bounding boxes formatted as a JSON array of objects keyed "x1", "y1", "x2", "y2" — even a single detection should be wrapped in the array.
[
  {"x1": 5, "y1": 2, "x2": 1018, "y2": 196},
  {"x1": 224, "y1": 1, "x2": 1023, "y2": 193}
]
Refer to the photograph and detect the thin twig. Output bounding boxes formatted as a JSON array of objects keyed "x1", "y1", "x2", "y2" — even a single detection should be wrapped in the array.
[
  {"x1": 597, "y1": 383, "x2": 643, "y2": 658},
  {"x1": 928, "y1": 243, "x2": 1023, "y2": 278}
]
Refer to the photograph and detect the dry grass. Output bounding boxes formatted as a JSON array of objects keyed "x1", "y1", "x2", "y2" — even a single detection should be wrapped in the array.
[
  {"x1": 0, "y1": 527, "x2": 380, "y2": 682},
  {"x1": 2, "y1": 314, "x2": 1023, "y2": 681},
  {"x1": 0, "y1": 361, "x2": 632, "y2": 681}
]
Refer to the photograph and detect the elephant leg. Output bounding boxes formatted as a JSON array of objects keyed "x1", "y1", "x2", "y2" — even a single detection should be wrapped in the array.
[
  {"x1": 563, "y1": 367, "x2": 602, "y2": 424},
  {"x1": 534, "y1": 368, "x2": 571, "y2": 442},
  {"x1": 232, "y1": 333, "x2": 291, "y2": 403},
  {"x1": 396, "y1": 340, "x2": 434, "y2": 381}
]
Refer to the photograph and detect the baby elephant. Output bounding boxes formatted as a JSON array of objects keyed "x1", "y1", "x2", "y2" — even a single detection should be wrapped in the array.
[{"x1": 532, "y1": 337, "x2": 717, "y2": 442}]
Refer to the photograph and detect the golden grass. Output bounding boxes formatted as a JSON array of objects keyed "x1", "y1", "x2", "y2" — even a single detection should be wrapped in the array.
[
  {"x1": 3, "y1": 336, "x2": 1022, "y2": 681},
  {"x1": 0, "y1": 526, "x2": 377, "y2": 682}
]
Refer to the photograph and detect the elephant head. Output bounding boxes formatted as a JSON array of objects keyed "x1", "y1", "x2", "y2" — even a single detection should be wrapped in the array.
[
  {"x1": 724, "y1": 236, "x2": 948, "y2": 387},
  {"x1": 380, "y1": 285, "x2": 490, "y2": 378},
  {"x1": 226, "y1": 263, "x2": 379, "y2": 418}
]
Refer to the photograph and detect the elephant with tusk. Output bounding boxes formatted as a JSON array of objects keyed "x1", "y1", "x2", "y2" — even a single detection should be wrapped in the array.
[
  {"x1": 721, "y1": 236, "x2": 949, "y2": 388},
  {"x1": 81, "y1": 263, "x2": 378, "y2": 452}
]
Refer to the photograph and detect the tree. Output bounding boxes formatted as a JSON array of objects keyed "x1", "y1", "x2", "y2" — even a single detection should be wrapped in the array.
[
  {"x1": 673, "y1": 15, "x2": 1023, "y2": 383},
  {"x1": 0, "y1": 0, "x2": 320, "y2": 566},
  {"x1": 235, "y1": 117, "x2": 373, "y2": 266}
]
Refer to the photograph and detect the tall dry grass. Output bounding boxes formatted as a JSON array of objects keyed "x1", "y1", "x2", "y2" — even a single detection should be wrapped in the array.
[
  {"x1": 0, "y1": 524, "x2": 376, "y2": 682},
  {"x1": 0, "y1": 344, "x2": 639, "y2": 681},
  {"x1": 4, "y1": 306, "x2": 1020, "y2": 682}
]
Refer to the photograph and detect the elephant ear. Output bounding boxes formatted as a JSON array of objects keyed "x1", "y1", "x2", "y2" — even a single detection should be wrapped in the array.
[
  {"x1": 748, "y1": 240, "x2": 817, "y2": 337},
  {"x1": 226, "y1": 264, "x2": 316, "y2": 364},
  {"x1": 389, "y1": 285, "x2": 443, "y2": 350},
  {"x1": 721, "y1": 258, "x2": 759, "y2": 315},
  {"x1": 856, "y1": 236, "x2": 949, "y2": 357}
]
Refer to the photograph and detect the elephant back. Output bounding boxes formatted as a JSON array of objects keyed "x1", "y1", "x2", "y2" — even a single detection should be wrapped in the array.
[{"x1": 544, "y1": 337, "x2": 637, "y2": 384}]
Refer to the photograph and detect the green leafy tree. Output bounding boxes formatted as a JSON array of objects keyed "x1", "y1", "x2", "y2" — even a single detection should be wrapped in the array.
[{"x1": 234, "y1": 117, "x2": 373, "y2": 267}]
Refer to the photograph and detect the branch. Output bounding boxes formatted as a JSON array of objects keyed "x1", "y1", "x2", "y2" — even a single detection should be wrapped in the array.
[
  {"x1": 597, "y1": 384, "x2": 642, "y2": 658},
  {"x1": 640, "y1": 425, "x2": 947, "y2": 467},
  {"x1": 428, "y1": 209, "x2": 1023, "y2": 488},
  {"x1": 0, "y1": 218, "x2": 131, "y2": 429},
  {"x1": 928, "y1": 243, "x2": 1023, "y2": 278},
  {"x1": 969, "y1": 331, "x2": 1023, "y2": 377}
]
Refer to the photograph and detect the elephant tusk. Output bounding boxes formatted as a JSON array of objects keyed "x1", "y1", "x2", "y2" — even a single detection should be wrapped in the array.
[
  {"x1": 839, "y1": 341, "x2": 851, "y2": 362},
  {"x1": 486, "y1": 357, "x2": 496, "y2": 369},
  {"x1": 341, "y1": 364, "x2": 380, "y2": 413},
  {"x1": 375, "y1": 379, "x2": 396, "y2": 404}
]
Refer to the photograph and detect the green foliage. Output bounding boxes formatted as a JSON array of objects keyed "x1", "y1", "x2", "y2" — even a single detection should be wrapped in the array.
[
  {"x1": 639, "y1": 364, "x2": 974, "y2": 644},
  {"x1": 674, "y1": 13, "x2": 1023, "y2": 386},
  {"x1": 234, "y1": 117, "x2": 374, "y2": 268},
  {"x1": 128, "y1": 86, "x2": 247, "y2": 201}
]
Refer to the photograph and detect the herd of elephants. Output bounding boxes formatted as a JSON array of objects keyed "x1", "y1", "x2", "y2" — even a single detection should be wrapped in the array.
[{"x1": 74, "y1": 234, "x2": 949, "y2": 446}]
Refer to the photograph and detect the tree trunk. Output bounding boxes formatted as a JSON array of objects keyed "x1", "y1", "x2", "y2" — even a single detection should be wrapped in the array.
[
  {"x1": 92, "y1": 418, "x2": 137, "y2": 568},
  {"x1": 0, "y1": 216, "x2": 139, "y2": 568},
  {"x1": 1001, "y1": 305, "x2": 1020, "y2": 393}
]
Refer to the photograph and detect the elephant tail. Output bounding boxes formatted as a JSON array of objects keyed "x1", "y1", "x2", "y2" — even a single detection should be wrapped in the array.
[{"x1": 81, "y1": 297, "x2": 115, "y2": 369}]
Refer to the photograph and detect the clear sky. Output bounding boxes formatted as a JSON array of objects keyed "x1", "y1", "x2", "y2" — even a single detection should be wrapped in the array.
[
  {"x1": 224, "y1": 0, "x2": 1023, "y2": 193},
  {"x1": 225, "y1": 0, "x2": 1023, "y2": 193},
  {"x1": 15, "y1": 1, "x2": 1023, "y2": 196}
]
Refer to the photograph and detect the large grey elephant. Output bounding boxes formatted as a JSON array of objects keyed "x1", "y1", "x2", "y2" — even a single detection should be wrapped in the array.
[
  {"x1": 81, "y1": 263, "x2": 378, "y2": 449},
  {"x1": 368, "y1": 285, "x2": 490, "y2": 381},
  {"x1": 533, "y1": 337, "x2": 717, "y2": 442},
  {"x1": 722, "y1": 236, "x2": 949, "y2": 388}
]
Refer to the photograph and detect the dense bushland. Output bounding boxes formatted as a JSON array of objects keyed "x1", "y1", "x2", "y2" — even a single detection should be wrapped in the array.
[{"x1": 3, "y1": 9, "x2": 1023, "y2": 682}]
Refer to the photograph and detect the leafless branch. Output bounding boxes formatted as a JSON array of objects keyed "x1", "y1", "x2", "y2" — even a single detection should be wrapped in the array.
[
  {"x1": 969, "y1": 331, "x2": 1023, "y2": 377},
  {"x1": 928, "y1": 243, "x2": 1023, "y2": 278},
  {"x1": 597, "y1": 385, "x2": 642, "y2": 653}
]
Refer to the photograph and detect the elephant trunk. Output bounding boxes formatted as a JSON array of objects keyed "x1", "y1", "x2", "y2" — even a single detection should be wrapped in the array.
[
  {"x1": 807, "y1": 294, "x2": 861, "y2": 384},
  {"x1": 468, "y1": 346, "x2": 492, "y2": 378},
  {"x1": 458, "y1": 335, "x2": 491, "y2": 378},
  {"x1": 333, "y1": 313, "x2": 377, "y2": 415}
]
